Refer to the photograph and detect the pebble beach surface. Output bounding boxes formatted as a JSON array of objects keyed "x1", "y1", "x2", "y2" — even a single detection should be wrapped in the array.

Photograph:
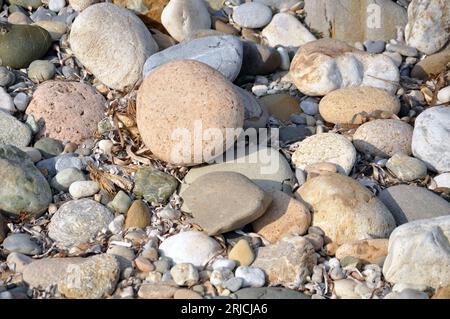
[{"x1": 0, "y1": 0, "x2": 449, "y2": 300}]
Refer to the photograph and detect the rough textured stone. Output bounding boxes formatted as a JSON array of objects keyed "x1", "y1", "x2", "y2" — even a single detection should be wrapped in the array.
[
  {"x1": 0, "y1": 145, "x2": 52, "y2": 217},
  {"x1": 26, "y1": 81, "x2": 106, "y2": 144},
  {"x1": 292, "y1": 133, "x2": 356, "y2": 175},
  {"x1": 296, "y1": 173, "x2": 396, "y2": 245},
  {"x1": 22, "y1": 257, "x2": 84, "y2": 289},
  {"x1": 378, "y1": 185, "x2": 450, "y2": 225},
  {"x1": 143, "y1": 35, "x2": 243, "y2": 82},
  {"x1": 412, "y1": 106, "x2": 450, "y2": 173},
  {"x1": 319, "y1": 87, "x2": 400, "y2": 124},
  {"x1": 179, "y1": 146, "x2": 296, "y2": 194},
  {"x1": 304, "y1": 0, "x2": 407, "y2": 43},
  {"x1": 290, "y1": 39, "x2": 400, "y2": 96},
  {"x1": 161, "y1": 0, "x2": 211, "y2": 42},
  {"x1": 48, "y1": 199, "x2": 114, "y2": 247},
  {"x1": 405, "y1": 0, "x2": 450, "y2": 55},
  {"x1": 0, "y1": 22, "x2": 52, "y2": 69},
  {"x1": 353, "y1": 119, "x2": 414, "y2": 158},
  {"x1": 336, "y1": 239, "x2": 389, "y2": 265},
  {"x1": 133, "y1": 167, "x2": 178, "y2": 203},
  {"x1": 59, "y1": 254, "x2": 120, "y2": 299},
  {"x1": 182, "y1": 172, "x2": 271, "y2": 235},
  {"x1": 69, "y1": 3, "x2": 158, "y2": 91},
  {"x1": 136, "y1": 60, "x2": 244, "y2": 166},
  {"x1": 253, "y1": 235, "x2": 317, "y2": 288},
  {"x1": 383, "y1": 216, "x2": 450, "y2": 289},
  {"x1": 69, "y1": 0, "x2": 98, "y2": 11},
  {"x1": 231, "y1": 287, "x2": 310, "y2": 299},
  {"x1": 0, "y1": 111, "x2": 31, "y2": 148},
  {"x1": 252, "y1": 190, "x2": 311, "y2": 244},
  {"x1": 159, "y1": 231, "x2": 221, "y2": 267}
]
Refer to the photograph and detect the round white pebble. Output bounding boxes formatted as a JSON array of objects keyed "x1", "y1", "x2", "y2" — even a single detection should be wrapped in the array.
[
  {"x1": 235, "y1": 266, "x2": 265, "y2": 288},
  {"x1": 69, "y1": 180, "x2": 100, "y2": 199}
]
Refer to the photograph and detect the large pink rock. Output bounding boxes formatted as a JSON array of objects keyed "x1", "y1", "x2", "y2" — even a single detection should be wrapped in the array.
[{"x1": 26, "y1": 81, "x2": 106, "y2": 144}]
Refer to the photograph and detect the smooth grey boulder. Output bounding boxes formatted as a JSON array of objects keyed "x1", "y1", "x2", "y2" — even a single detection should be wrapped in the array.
[
  {"x1": 143, "y1": 35, "x2": 243, "y2": 82},
  {"x1": 0, "y1": 145, "x2": 52, "y2": 217}
]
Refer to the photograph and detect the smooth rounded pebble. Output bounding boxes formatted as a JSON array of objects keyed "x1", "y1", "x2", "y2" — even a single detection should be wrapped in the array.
[
  {"x1": 69, "y1": 3, "x2": 158, "y2": 90},
  {"x1": 292, "y1": 133, "x2": 356, "y2": 175},
  {"x1": 319, "y1": 87, "x2": 401, "y2": 125},
  {"x1": 158, "y1": 231, "x2": 222, "y2": 268},
  {"x1": 182, "y1": 171, "x2": 271, "y2": 236},
  {"x1": 161, "y1": 0, "x2": 211, "y2": 42},
  {"x1": 233, "y1": 3, "x2": 273, "y2": 29},
  {"x1": 353, "y1": 119, "x2": 414, "y2": 158},
  {"x1": 136, "y1": 60, "x2": 244, "y2": 166},
  {"x1": 297, "y1": 173, "x2": 396, "y2": 245},
  {"x1": 412, "y1": 106, "x2": 450, "y2": 173},
  {"x1": 69, "y1": 180, "x2": 99, "y2": 199}
]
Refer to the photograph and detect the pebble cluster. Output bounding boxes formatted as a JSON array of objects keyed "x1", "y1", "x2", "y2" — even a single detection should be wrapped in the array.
[{"x1": 0, "y1": 0, "x2": 449, "y2": 300}]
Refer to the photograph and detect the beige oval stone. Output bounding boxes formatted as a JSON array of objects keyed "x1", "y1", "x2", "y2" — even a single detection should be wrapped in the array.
[
  {"x1": 353, "y1": 119, "x2": 413, "y2": 157},
  {"x1": 296, "y1": 173, "x2": 396, "y2": 245},
  {"x1": 319, "y1": 87, "x2": 400, "y2": 124},
  {"x1": 26, "y1": 81, "x2": 106, "y2": 144},
  {"x1": 292, "y1": 133, "x2": 357, "y2": 175},
  {"x1": 228, "y1": 239, "x2": 255, "y2": 266},
  {"x1": 335, "y1": 239, "x2": 389, "y2": 265},
  {"x1": 136, "y1": 60, "x2": 244, "y2": 166},
  {"x1": 125, "y1": 200, "x2": 152, "y2": 229},
  {"x1": 252, "y1": 190, "x2": 311, "y2": 244}
]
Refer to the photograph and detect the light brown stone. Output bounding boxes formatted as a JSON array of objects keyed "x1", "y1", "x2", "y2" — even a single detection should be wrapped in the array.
[
  {"x1": 136, "y1": 60, "x2": 244, "y2": 166},
  {"x1": 252, "y1": 235, "x2": 317, "y2": 288},
  {"x1": 411, "y1": 49, "x2": 450, "y2": 80},
  {"x1": 319, "y1": 87, "x2": 400, "y2": 125},
  {"x1": 26, "y1": 81, "x2": 106, "y2": 144},
  {"x1": 228, "y1": 239, "x2": 255, "y2": 266},
  {"x1": 336, "y1": 239, "x2": 389, "y2": 265},
  {"x1": 353, "y1": 119, "x2": 413, "y2": 157},
  {"x1": 432, "y1": 286, "x2": 450, "y2": 299},
  {"x1": 296, "y1": 173, "x2": 396, "y2": 245},
  {"x1": 252, "y1": 190, "x2": 311, "y2": 244},
  {"x1": 138, "y1": 284, "x2": 178, "y2": 299},
  {"x1": 125, "y1": 200, "x2": 152, "y2": 229},
  {"x1": 258, "y1": 94, "x2": 300, "y2": 122},
  {"x1": 174, "y1": 289, "x2": 203, "y2": 299}
]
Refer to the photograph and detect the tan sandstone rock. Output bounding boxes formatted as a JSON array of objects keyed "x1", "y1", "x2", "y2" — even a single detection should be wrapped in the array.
[
  {"x1": 319, "y1": 87, "x2": 400, "y2": 125},
  {"x1": 296, "y1": 173, "x2": 396, "y2": 245},
  {"x1": 352, "y1": 119, "x2": 413, "y2": 157},
  {"x1": 136, "y1": 60, "x2": 244, "y2": 166},
  {"x1": 252, "y1": 190, "x2": 311, "y2": 244},
  {"x1": 335, "y1": 239, "x2": 389, "y2": 265}
]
